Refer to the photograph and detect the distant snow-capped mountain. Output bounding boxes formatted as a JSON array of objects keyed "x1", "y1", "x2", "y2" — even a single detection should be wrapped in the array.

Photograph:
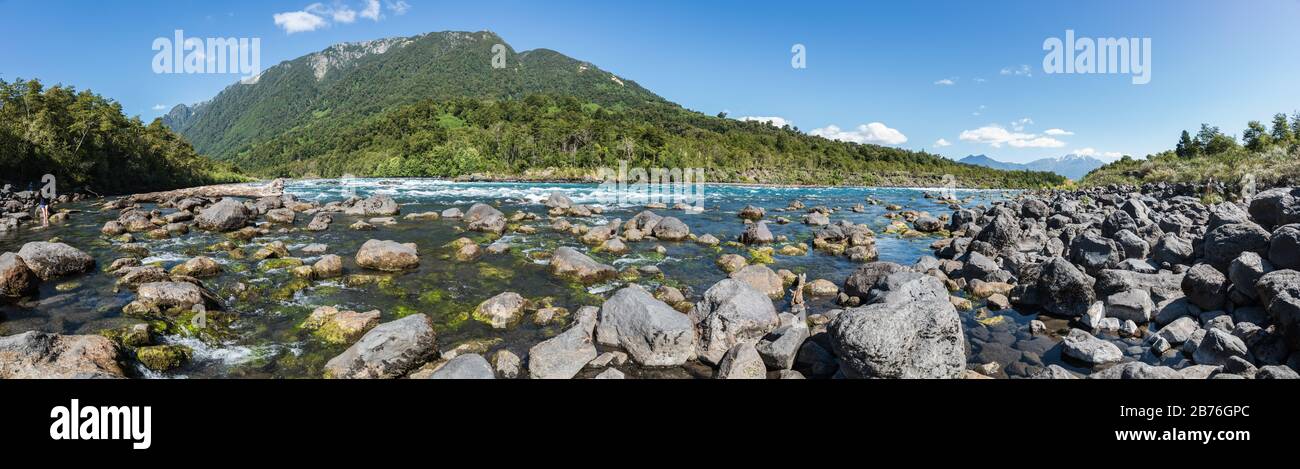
[{"x1": 959, "y1": 153, "x2": 1106, "y2": 180}]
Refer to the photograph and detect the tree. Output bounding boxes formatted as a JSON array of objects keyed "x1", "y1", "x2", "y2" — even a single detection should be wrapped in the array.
[
  {"x1": 1271, "y1": 113, "x2": 1293, "y2": 146},
  {"x1": 1175, "y1": 130, "x2": 1196, "y2": 158},
  {"x1": 1195, "y1": 124, "x2": 1238, "y2": 155},
  {"x1": 1244, "y1": 120, "x2": 1272, "y2": 152},
  {"x1": 1293, "y1": 112, "x2": 1300, "y2": 144}
]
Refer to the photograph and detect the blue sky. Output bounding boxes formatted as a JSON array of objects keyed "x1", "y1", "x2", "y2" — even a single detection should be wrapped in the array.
[{"x1": 2, "y1": 0, "x2": 1298, "y2": 163}]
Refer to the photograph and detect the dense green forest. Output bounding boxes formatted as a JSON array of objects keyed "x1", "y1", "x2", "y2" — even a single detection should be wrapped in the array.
[
  {"x1": 0, "y1": 78, "x2": 246, "y2": 195},
  {"x1": 1083, "y1": 112, "x2": 1300, "y2": 190},
  {"x1": 230, "y1": 93, "x2": 1065, "y2": 188},
  {"x1": 167, "y1": 30, "x2": 1061, "y2": 188}
]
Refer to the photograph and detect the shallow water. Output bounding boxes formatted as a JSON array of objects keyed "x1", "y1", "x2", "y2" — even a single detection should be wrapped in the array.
[{"x1": 0, "y1": 179, "x2": 1080, "y2": 378}]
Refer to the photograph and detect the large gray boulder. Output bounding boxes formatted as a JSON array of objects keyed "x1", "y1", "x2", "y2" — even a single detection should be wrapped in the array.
[
  {"x1": 651, "y1": 216, "x2": 690, "y2": 241},
  {"x1": 729, "y1": 264, "x2": 785, "y2": 300},
  {"x1": 842, "y1": 261, "x2": 908, "y2": 302},
  {"x1": 0, "y1": 331, "x2": 125, "y2": 379},
  {"x1": 1061, "y1": 328, "x2": 1123, "y2": 365},
  {"x1": 716, "y1": 343, "x2": 766, "y2": 379},
  {"x1": 1182, "y1": 264, "x2": 1229, "y2": 311},
  {"x1": 1152, "y1": 234, "x2": 1194, "y2": 267},
  {"x1": 195, "y1": 198, "x2": 252, "y2": 232},
  {"x1": 345, "y1": 194, "x2": 400, "y2": 216},
  {"x1": 425, "y1": 354, "x2": 495, "y2": 379},
  {"x1": 0, "y1": 252, "x2": 38, "y2": 299},
  {"x1": 16, "y1": 242, "x2": 94, "y2": 280},
  {"x1": 1035, "y1": 257, "x2": 1096, "y2": 317},
  {"x1": 528, "y1": 307, "x2": 599, "y2": 379},
  {"x1": 355, "y1": 239, "x2": 419, "y2": 271},
  {"x1": 595, "y1": 285, "x2": 695, "y2": 366},
  {"x1": 1192, "y1": 328, "x2": 1249, "y2": 366},
  {"x1": 828, "y1": 273, "x2": 965, "y2": 378},
  {"x1": 739, "y1": 221, "x2": 774, "y2": 245},
  {"x1": 974, "y1": 213, "x2": 1021, "y2": 251},
  {"x1": 1268, "y1": 224, "x2": 1300, "y2": 269},
  {"x1": 1203, "y1": 222, "x2": 1271, "y2": 270},
  {"x1": 549, "y1": 247, "x2": 616, "y2": 284},
  {"x1": 691, "y1": 278, "x2": 779, "y2": 365},
  {"x1": 324, "y1": 314, "x2": 437, "y2": 379},
  {"x1": 464, "y1": 203, "x2": 506, "y2": 234}
]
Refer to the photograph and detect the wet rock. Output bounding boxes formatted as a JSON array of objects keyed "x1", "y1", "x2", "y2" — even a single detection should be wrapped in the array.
[
  {"x1": 728, "y1": 264, "x2": 784, "y2": 300},
  {"x1": 306, "y1": 213, "x2": 332, "y2": 231},
  {"x1": 136, "y1": 281, "x2": 205, "y2": 309},
  {"x1": 913, "y1": 215, "x2": 942, "y2": 232},
  {"x1": 324, "y1": 314, "x2": 437, "y2": 379},
  {"x1": 651, "y1": 216, "x2": 690, "y2": 241},
  {"x1": 17, "y1": 242, "x2": 94, "y2": 280},
  {"x1": 303, "y1": 306, "x2": 381, "y2": 344},
  {"x1": 594, "y1": 368, "x2": 625, "y2": 379},
  {"x1": 491, "y1": 349, "x2": 522, "y2": 379},
  {"x1": 266, "y1": 208, "x2": 295, "y2": 224},
  {"x1": 841, "y1": 261, "x2": 908, "y2": 303},
  {"x1": 345, "y1": 195, "x2": 400, "y2": 216},
  {"x1": 0, "y1": 331, "x2": 125, "y2": 378},
  {"x1": 739, "y1": 205, "x2": 765, "y2": 221},
  {"x1": 716, "y1": 343, "x2": 766, "y2": 379},
  {"x1": 595, "y1": 285, "x2": 695, "y2": 366},
  {"x1": 545, "y1": 192, "x2": 574, "y2": 210},
  {"x1": 528, "y1": 306, "x2": 598, "y2": 379},
  {"x1": 691, "y1": 278, "x2": 779, "y2": 364},
  {"x1": 828, "y1": 273, "x2": 964, "y2": 378},
  {"x1": 170, "y1": 256, "x2": 221, "y2": 278},
  {"x1": 581, "y1": 220, "x2": 620, "y2": 245},
  {"x1": 425, "y1": 354, "x2": 495, "y2": 379},
  {"x1": 355, "y1": 239, "x2": 419, "y2": 271},
  {"x1": 805, "y1": 279, "x2": 839, "y2": 296},
  {"x1": 195, "y1": 198, "x2": 252, "y2": 232},
  {"x1": 135, "y1": 344, "x2": 192, "y2": 372},
  {"x1": 474, "y1": 292, "x2": 527, "y2": 329},
  {"x1": 1182, "y1": 263, "x2": 1228, "y2": 311},
  {"x1": 1029, "y1": 364, "x2": 1079, "y2": 379},
  {"x1": 739, "y1": 221, "x2": 774, "y2": 245},
  {"x1": 697, "y1": 234, "x2": 720, "y2": 246},
  {"x1": 440, "y1": 207, "x2": 463, "y2": 219},
  {"x1": 0, "y1": 252, "x2": 38, "y2": 299},
  {"x1": 465, "y1": 203, "x2": 507, "y2": 234},
  {"x1": 803, "y1": 212, "x2": 830, "y2": 226},
  {"x1": 549, "y1": 247, "x2": 616, "y2": 284},
  {"x1": 1061, "y1": 328, "x2": 1123, "y2": 365},
  {"x1": 716, "y1": 254, "x2": 747, "y2": 273},
  {"x1": 313, "y1": 254, "x2": 344, "y2": 278},
  {"x1": 1257, "y1": 365, "x2": 1300, "y2": 379}
]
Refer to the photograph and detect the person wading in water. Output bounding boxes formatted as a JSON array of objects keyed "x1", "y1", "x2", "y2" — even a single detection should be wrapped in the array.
[{"x1": 36, "y1": 190, "x2": 50, "y2": 228}]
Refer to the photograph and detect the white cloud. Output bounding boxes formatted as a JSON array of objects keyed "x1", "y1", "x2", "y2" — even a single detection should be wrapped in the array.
[
  {"x1": 1071, "y1": 147, "x2": 1124, "y2": 160},
  {"x1": 152, "y1": 104, "x2": 168, "y2": 111},
  {"x1": 273, "y1": 10, "x2": 328, "y2": 33},
  {"x1": 329, "y1": 4, "x2": 357, "y2": 23},
  {"x1": 387, "y1": 1, "x2": 411, "y2": 15},
  {"x1": 738, "y1": 116, "x2": 792, "y2": 128},
  {"x1": 360, "y1": 0, "x2": 381, "y2": 20},
  {"x1": 810, "y1": 123, "x2": 908, "y2": 146},
  {"x1": 1000, "y1": 64, "x2": 1032, "y2": 77},
  {"x1": 1044, "y1": 128, "x2": 1074, "y2": 136},
  {"x1": 959, "y1": 125, "x2": 1065, "y2": 149},
  {"x1": 934, "y1": 138, "x2": 952, "y2": 147},
  {"x1": 1011, "y1": 117, "x2": 1033, "y2": 131},
  {"x1": 934, "y1": 78, "x2": 956, "y2": 86}
]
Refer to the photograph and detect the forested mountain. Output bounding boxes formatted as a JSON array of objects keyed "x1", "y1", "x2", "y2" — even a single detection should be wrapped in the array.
[
  {"x1": 960, "y1": 153, "x2": 1106, "y2": 180},
  {"x1": 163, "y1": 30, "x2": 1062, "y2": 188},
  {"x1": 0, "y1": 78, "x2": 244, "y2": 195},
  {"x1": 164, "y1": 31, "x2": 668, "y2": 160}
]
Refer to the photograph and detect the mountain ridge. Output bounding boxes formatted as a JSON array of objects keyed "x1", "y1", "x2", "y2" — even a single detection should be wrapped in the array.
[{"x1": 959, "y1": 153, "x2": 1106, "y2": 180}]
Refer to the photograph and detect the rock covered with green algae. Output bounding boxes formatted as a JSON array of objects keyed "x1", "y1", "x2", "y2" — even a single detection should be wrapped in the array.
[
  {"x1": 323, "y1": 314, "x2": 438, "y2": 379},
  {"x1": 301, "y1": 306, "x2": 381, "y2": 344},
  {"x1": 135, "y1": 344, "x2": 192, "y2": 372}
]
